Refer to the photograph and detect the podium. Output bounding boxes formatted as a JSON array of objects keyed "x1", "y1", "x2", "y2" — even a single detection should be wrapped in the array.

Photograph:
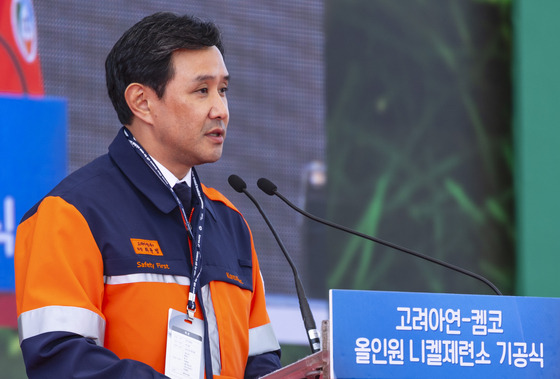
[
  {"x1": 264, "y1": 290, "x2": 560, "y2": 378},
  {"x1": 263, "y1": 320, "x2": 331, "y2": 379}
]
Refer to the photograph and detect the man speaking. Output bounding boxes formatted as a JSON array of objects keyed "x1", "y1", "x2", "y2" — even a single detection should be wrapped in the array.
[{"x1": 15, "y1": 12, "x2": 281, "y2": 379}]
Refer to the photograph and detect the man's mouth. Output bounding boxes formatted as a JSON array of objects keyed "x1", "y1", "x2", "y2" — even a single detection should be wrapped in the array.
[{"x1": 206, "y1": 127, "x2": 226, "y2": 141}]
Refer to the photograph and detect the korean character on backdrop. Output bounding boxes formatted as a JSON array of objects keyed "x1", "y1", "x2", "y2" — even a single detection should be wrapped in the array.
[
  {"x1": 371, "y1": 338, "x2": 388, "y2": 364},
  {"x1": 424, "y1": 339, "x2": 443, "y2": 366},
  {"x1": 387, "y1": 338, "x2": 404, "y2": 365},
  {"x1": 412, "y1": 307, "x2": 428, "y2": 331},
  {"x1": 471, "y1": 309, "x2": 488, "y2": 336},
  {"x1": 355, "y1": 337, "x2": 371, "y2": 364},
  {"x1": 444, "y1": 309, "x2": 461, "y2": 335},
  {"x1": 528, "y1": 342, "x2": 544, "y2": 368},
  {"x1": 396, "y1": 307, "x2": 412, "y2": 331},
  {"x1": 475, "y1": 341, "x2": 492, "y2": 365},
  {"x1": 487, "y1": 310, "x2": 504, "y2": 334}
]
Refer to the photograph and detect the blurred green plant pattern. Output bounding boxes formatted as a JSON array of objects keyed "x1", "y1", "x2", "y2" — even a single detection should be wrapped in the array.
[
  {"x1": 321, "y1": 0, "x2": 514, "y2": 296},
  {"x1": 0, "y1": 327, "x2": 26, "y2": 378}
]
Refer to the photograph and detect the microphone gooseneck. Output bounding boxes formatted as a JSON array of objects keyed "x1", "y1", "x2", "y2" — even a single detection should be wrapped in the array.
[
  {"x1": 228, "y1": 175, "x2": 321, "y2": 353},
  {"x1": 256, "y1": 177, "x2": 503, "y2": 296}
]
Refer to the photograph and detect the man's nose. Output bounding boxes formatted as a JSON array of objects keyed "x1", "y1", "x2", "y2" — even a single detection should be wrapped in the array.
[{"x1": 209, "y1": 92, "x2": 228, "y2": 120}]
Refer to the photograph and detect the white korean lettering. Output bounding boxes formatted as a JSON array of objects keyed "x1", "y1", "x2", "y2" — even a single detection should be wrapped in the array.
[{"x1": 0, "y1": 196, "x2": 15, "y2": 258}]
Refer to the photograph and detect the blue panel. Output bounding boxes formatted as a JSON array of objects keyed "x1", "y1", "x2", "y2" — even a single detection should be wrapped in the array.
[
  {"x1": 330, "y1": 289, "x2": 560, "y2": 378},
  {"x1": 0, "y1": 95, "x2": 67, "y2": 291}
]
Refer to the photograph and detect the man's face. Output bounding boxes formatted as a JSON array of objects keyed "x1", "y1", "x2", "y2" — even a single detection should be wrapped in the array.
[{"x1": 146, "y1": 46, "x2": 229, "y2": 178}]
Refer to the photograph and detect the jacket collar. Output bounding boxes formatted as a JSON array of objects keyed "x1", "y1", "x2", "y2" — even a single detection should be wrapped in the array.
[{"x1": 108, "y1": 127, "x2": 217, "y2": 221}]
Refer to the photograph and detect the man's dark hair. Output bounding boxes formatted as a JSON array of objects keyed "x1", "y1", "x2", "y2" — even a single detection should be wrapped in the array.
[{"x1": 105, "y1": 12, "x2": 224, "y2": 125}]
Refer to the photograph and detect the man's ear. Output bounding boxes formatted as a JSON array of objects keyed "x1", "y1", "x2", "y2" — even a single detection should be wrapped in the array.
[{"x1": 124, "y1": 83, "x2": 155, "y2": 125}]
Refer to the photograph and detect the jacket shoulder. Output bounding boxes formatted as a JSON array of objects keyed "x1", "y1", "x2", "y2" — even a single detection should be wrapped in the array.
[
  {"x1": 20, "y1": 154, "x2": 115, "y2": 223},
  {"x1": 202, "y1": 184, "x2": 241, "y2": 214}
]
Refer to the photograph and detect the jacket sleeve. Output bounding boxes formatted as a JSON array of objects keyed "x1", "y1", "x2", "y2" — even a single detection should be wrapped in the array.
[
  {"x1": 15, "y1": 196, "x2": 168, "y2": 378},
  {"x1": 21, "y1": 332, "x2": 168, "y2": 378},
  {"x1": 244, "y1": 350, "x2": 281, "y2": 379}
]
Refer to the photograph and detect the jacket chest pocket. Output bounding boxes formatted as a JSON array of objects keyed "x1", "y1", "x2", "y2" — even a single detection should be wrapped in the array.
[{"x1": 201, "y1": 252, "x2": 253, "y2": 292}]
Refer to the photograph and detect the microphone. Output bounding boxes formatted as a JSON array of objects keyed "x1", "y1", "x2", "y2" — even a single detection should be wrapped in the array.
[
  {"x1": 228, "y1": 175, "x2": 321, "y2": 353},
  {"x1": 257, "y1": 177, "x2": 503, "y2": 296}
]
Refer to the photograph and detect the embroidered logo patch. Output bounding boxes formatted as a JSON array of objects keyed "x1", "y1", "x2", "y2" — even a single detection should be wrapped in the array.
[
  {"x1": 131, "y1": 238, "x2": 163, "y2": 256},
  {"x1": 226, "y1": 272, "x2": 244, "y2": 285}
]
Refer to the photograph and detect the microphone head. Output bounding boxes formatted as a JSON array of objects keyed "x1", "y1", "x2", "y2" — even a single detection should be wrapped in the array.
[
  {"x1": 257, "y1": 178, "x2": 277, "y2": 195},
  {"x1": 228, "y1": 174, "x2": 247, "y2": 193}
]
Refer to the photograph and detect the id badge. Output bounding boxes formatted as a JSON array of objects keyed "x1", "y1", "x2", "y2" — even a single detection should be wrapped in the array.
[{"x1": 165, "y1": 308, "x2": 205, "y2": 379}]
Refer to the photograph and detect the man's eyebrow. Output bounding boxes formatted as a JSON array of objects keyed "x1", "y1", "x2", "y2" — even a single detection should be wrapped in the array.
[{"x1": 194, "y1": 74, "x2": 230, "y2": 82}]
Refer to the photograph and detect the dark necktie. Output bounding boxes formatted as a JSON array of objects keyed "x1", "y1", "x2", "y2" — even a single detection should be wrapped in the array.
[{"x1": 173, "y1": 181, "x2": 192, "y2": 211}]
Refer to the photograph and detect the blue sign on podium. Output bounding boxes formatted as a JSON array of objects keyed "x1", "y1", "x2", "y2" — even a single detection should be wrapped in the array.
[
  {"x1": 329, "y1": 290, "x2": 560, "y2": 378},
  {"x1": 0, "y1": 95, "x2": 67, "y2": 291}
]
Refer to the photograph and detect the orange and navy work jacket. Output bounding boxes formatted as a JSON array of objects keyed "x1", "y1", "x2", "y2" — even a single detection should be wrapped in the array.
[{"x1": 15, "y1": 128, "x2": 281, "y2": 378}]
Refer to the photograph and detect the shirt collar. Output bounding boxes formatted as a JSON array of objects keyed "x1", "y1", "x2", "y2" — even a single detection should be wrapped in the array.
[{"x1": 151, "y1": 157, "x2": 192, "y2": 188}]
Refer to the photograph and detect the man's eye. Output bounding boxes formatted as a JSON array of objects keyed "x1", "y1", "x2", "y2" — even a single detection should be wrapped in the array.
[
  {"x1": 220, "y1": 87, "x2": 228, "y2": 94},
  {"x1": 198, "y1": 88, "x2": 208, "y2": 94}
]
